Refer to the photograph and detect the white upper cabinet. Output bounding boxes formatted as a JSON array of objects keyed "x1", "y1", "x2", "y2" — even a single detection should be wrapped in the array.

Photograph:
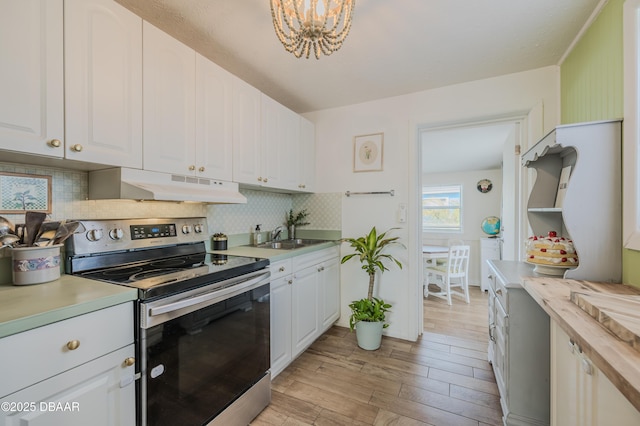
[
  {"x1": 144, "y1": 23, "x2": 233, "y2": 180},
  {"x1": 232, "y1": 78, "x2": 262, "y2": 185},
  {"x1": 299, "y1": 117, "x2": 316, "y2": 192},
  {"x1": 233, "y1": 83, "x2": 315, "y2": 193},
  {"x1": 0, "y1": 0, "x2": 64, "y2": 157},
  {"x1": 143, "y1": 21, "x2": 196, "y2": 176},
  {"x1": 195, "y1": 53, "x2": 234, "y2": 181},
  {"x1": 262, "y1": 94, "x2": 299, "y2": 191},
  {"x1": 64, "y1": 0, "x2": 143, "y2": 168}
]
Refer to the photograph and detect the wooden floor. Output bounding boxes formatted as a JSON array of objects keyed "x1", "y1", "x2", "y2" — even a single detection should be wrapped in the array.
[{"x1": 252, "y1": 286, "x2": 503, "y2": 426}]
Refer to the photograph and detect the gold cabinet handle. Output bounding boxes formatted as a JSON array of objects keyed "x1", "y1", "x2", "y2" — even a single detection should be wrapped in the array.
[
  {"x1": 257, "y1": 177, "x2": 263, "y2": 182},
  {"x1": 189, "y1": 165, "x2": 196, "y2": 171},
  {"x1": 70, "y1": 144, "x2": 83, "y2": 152},
  {"x1": 263, "y1": 178, "x2": 268, "y2": 183},
  {"x1": 279, "y1": 266, "x2": 285, "y2": 272},
  {"x1": 48, "y1": 139, "x2": 61, "y2": 148},
  {"x1": 496, "y1": 289, "x2": 503, "y2": 296},
  {"x1": 124, "y1": 357, "x2": 136, "y2": 367},
  {"x1": 287, "y1": 279, "x2": 293, "y2": 285},
  {"x1": 198, "y1": 166, "x2": 205, "y2": 172},
  {"x1": 66, "y1": 340, "x2": 80, "y2": 351}
]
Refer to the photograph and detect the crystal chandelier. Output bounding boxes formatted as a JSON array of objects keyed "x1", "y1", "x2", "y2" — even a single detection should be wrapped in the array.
[{"x1": 270, "y1": 0, "x2": 355, "y2": 59}]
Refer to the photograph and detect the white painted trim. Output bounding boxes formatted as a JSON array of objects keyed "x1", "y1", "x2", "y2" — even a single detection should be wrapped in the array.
[
  {"x1": 408, "y1": 120, "x2": 423, "y2": 339},
  {"x1": 623, "y1": 0, "x2": 640, "y2": 251},
  {"x1": 558, "y1": 0, "x2": 610, "y2": 65}
]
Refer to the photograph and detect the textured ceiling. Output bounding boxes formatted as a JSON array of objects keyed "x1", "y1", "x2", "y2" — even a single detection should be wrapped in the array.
[{"x1": 115, "y1": 0, "x2": 602, "y2": 114}]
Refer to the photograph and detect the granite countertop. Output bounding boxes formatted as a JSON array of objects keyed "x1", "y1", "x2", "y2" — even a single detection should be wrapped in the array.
[
  {"x1": 521, "y1": 275, "x2": 640, "y2": 412},
  {"x1": 0, "y1": 275, "x2": 137, "y2": 338}
]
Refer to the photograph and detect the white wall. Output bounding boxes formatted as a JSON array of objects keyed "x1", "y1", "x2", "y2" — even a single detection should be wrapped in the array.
[
  {"x1": 305, "y1": 66, "x2": 560, "y2": 342},
  {"x1": 422, "y1": 168, "x2": 502, "y2": 286}
]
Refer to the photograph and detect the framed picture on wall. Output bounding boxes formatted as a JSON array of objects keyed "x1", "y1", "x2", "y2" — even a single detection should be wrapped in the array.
[
  {"x1": 0, "y1": 172, "x2": 52, "y2": 213},
  {"x1": 353, "y1": 133, "x2": 384, "y2": 172}
]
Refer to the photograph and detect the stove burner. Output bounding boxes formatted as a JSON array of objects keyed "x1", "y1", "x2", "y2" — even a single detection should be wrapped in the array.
[
  {"x1": 130, "y1": 269, "x2": 182, "y2": 281},
  {"x1": 101, "y1": 266, "x2": 144, "y2": 279},
  {"x1": 150, "y1": 258, "x2": 190, "y2": 268}
]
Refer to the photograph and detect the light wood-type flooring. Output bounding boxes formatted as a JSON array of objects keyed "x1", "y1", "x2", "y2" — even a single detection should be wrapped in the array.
[{"x1": 252, "y1": 286, "x2": 503, "y2": 425}]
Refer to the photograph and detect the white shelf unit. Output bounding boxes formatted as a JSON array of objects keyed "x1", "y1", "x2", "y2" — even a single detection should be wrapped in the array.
[{"x1": 522, "y1": 120, "x2": 622, "y2": 282}]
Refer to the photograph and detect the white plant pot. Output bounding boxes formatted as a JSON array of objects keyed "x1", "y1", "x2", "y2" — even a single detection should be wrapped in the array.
[{"x1": 355, "y1": 321, "x2": 384, "y2": 350}]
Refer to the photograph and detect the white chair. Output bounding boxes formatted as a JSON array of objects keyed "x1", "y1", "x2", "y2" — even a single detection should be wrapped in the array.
[
  {"x1": 424, "y1": 245, "x2": 470, "y2": 305},
  {"x1": 434, "y1": 239, "x2": 465, "y2": 266}
]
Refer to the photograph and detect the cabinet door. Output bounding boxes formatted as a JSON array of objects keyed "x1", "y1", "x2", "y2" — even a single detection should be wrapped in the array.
[
  {"x1": 64, "y1": 0, "x2": 142, "y2": 168},
  {"x1": 299, "y1": 117, "x2": 316, "y2": 192},
  {"x1": 270, "y1": 275, "x2": 292, "y2": 378},
  {"x1": 319, "y1": 258, "x2": 340, "y2": 331},
  {"x1": 261, "y1": 94, "x2": 299, "y2": 191},
  {"x1": 0, "y1": 344, "x2": 136, "y2": 426},
  {"x1": 493, "y1": 296, "x2": 507, "y2": 398},
  {"x1": 195, "y1": 54, "x2": 233, "y2": 180},
  {"x1": 292, "y1": 266, "x2": 319, "y2": 357},
  {"x1": 232, "y1": 78, "x2": 262, "y2": 185},
  {"x1": 143, "y1": 21, "x2": 195, "y2": 176},
  {"x1": 480, "y1": 239, "x2": 501, "y2": 292},
  {"x1": 0, "y1": 0, "x2": 64, "y2": 157},
  {"x1": 551, "y1": 321, "x2": 640, "y2": 426}
]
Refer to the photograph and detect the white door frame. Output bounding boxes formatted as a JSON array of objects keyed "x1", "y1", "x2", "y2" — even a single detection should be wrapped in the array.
[{"x1": 408, "y1": 113, "x2": 531, "y2": 337}]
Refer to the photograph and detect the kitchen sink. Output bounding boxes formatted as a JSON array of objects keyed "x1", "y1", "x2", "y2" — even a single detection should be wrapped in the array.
[{"x1": 250, "y1": 239, "x2": 329, "y2": 250}]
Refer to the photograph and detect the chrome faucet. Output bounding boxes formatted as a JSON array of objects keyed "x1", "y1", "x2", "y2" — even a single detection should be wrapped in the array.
[{"x1": 271, "y1": 226, "x2": 283, "y2": 241}]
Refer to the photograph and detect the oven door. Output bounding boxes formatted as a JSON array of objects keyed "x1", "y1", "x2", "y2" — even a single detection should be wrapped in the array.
[{"x1": 139, "y1": 270, "x2": 270, "y2": 426}]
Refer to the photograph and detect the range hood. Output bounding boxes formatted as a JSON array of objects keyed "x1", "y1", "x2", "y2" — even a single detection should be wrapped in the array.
[{"x1": 88, "y1": 168, "x2": 247, "y2": 204}]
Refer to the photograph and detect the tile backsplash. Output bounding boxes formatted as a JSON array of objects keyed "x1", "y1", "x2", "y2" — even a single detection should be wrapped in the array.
[{"x1": 0, "y1": 162, "x2": 341, "y2": 236}]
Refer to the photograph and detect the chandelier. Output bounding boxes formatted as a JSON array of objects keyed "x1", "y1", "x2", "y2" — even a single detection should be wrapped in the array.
[{"x1": 270, "y1": 0, "x2": 355, "y2": 59}]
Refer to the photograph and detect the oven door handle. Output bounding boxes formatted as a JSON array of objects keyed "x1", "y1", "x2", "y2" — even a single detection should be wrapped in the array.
[{"x1": 147, "y1": 270, "x2": 270, "y2": 318}]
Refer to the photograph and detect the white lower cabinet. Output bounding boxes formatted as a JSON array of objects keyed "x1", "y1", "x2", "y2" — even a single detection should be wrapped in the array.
[
  {"x1": 550, "y1": 320, "x2": 640, "y2": 426},
  {"x1": 270, "y1": 246, "x2": 340, "y2": 378},
  {"x1": 0, "y1": 344, "x2": 135, "y2": 426},
  {"x1": 292, "y1": 262, "x2": 320, "y2": 356},
  {"x1": 270, "y1": 260, "x2": 293, "y2": 378},
  {"x1": 487, "y1": 261, "x2": 550, "y2": 426},
  {"x1": 0, "y1": 302, "x2": 136, "y2": 426}
]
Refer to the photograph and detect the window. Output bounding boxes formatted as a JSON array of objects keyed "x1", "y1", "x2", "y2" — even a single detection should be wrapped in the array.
[{"x1": 422, "y1": 184, "x2": 462, "y2": 232}]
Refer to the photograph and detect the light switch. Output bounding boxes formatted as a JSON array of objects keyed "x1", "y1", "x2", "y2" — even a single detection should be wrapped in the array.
[{"x1": 397, "y1": 203, "x2": 407, "y2": 223}]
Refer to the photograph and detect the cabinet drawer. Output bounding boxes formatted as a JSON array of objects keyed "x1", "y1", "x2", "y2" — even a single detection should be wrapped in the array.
[
  {"x1": 293, "y1": 246, "x2": 339, "y2": 271},
  {"x1": 0, "y1": 302, "x2": 133, "y2": 398},
  {"x1": 270, "y1": 259, "x2": 292, "y2": 280},
  {"x1": 494, "y1": 275, "x2": 508, "y2": 309}
]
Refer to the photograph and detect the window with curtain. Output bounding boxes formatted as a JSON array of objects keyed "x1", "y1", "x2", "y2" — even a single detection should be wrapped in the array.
[{"x1": 422, "y1": 184, "x2": 462, "y2": 232}]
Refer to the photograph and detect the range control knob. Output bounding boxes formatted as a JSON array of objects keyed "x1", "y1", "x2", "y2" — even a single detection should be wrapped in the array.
[
  {"x1": 194, "y1": 224, "x2": 203, "y2": 233},
  {"x1": 181, "y1": 225, "x2": 192, "y2": 235},
  {"x1": 86, "y1": 228, "x2": 103, "y2": 242},
  {"x1": 109, "y1": 228, "x2": 124, "y2": 240}
]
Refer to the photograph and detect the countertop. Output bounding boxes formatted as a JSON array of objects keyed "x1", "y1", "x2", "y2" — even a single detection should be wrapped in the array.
[
  {"x1": 0, "y1": 275, "x2": 137, "y2": 338},
  {"x1": 211, "y1": 240, "x2": 339, "y2": 261},
  {"x1": 520, "y1": 273, "x2": 640, "y2": 412}
]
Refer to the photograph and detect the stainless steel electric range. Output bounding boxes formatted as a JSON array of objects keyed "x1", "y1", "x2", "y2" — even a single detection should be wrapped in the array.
[{"x1": 65, "y1": 218, "x2": 271, "y2": 426}]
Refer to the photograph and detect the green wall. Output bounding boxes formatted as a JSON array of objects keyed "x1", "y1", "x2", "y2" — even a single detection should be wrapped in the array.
[{"x1": 560, "y1": 0, "x2": 640, "y2": 286}]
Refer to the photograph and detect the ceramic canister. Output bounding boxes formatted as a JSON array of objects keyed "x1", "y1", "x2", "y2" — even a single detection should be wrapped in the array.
[{"x1": 9, "y1": 244, "x2": 63, "y2": 285}]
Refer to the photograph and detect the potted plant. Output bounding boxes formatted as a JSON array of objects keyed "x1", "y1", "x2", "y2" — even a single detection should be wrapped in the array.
[
  {"x1": 286, "y1": 209, "x2": 310, "y2": 240},
  {"x1": 341, "y1": 227, "x2": 403, "y2": 350}
]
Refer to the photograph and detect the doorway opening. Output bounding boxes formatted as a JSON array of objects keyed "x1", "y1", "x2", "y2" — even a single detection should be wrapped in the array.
[{"x1": 412, "y1": 115, "x2": 530, "y2": 336}]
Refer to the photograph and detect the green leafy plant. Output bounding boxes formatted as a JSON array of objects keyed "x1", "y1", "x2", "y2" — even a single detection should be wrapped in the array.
[
  {"x1": 348, "y1": 297, "x2": 392, "y2": 330},
  {"x1": 286, "y1": 209, "x2": 310, "y2": 227},
  {"x1": 341, "y1": 227, "x2": 403, "y2": 330}
]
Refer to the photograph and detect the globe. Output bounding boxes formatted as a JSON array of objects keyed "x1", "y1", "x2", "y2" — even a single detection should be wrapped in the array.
[{"x1": 481, "y1": 216, "x2": 501, "y2": 235}]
